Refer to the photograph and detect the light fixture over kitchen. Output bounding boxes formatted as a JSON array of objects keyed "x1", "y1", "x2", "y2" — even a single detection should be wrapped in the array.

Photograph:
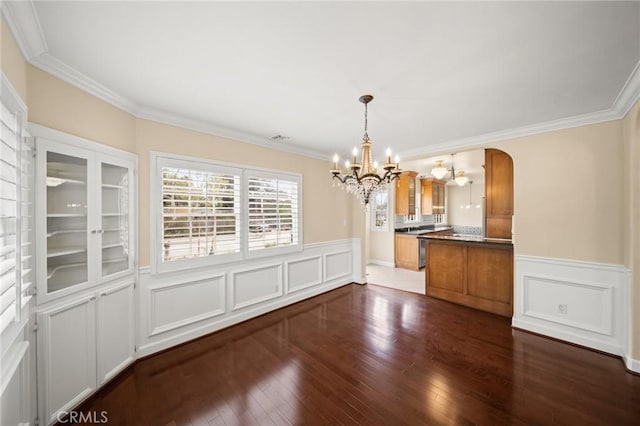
[
  {"x1": 330, "y1": 95, "x2": 401, "y2": 205},
  {"x1": 461, "y1": 181, "x2": 481, "y2": 209},
  {"x1": 455, "y1": 171, "x2": 469, "y2": 186},
  {"x1": 430, "y1": 160, "x2": 448, "y2": 179}
]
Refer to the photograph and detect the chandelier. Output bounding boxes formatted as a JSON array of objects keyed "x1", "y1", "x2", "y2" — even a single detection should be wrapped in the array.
[{"x1": 331, "y1": 95, "x2": 401, "y2": 205}]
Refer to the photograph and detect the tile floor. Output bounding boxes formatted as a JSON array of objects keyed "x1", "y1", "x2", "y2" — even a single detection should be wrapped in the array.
[{"x1": 365, "y1": 263, "x2": 425, "y2": 294}]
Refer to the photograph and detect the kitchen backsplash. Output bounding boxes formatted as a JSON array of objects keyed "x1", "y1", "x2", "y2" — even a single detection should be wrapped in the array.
[
  {"x1": 452, "y1": 225, "x2": 483, "y2": 236},
  {"x1": 395, "y1": 215, "x2": 435, "y2": 228}
]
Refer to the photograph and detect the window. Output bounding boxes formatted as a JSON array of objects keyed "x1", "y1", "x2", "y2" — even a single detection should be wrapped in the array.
[
  {"x1": 370, "y1": 189, "x2": 389, "y2": 231},
  {"x1": 1, "y1": 94, "x2": 33, "y2": 333},
  {"x1": 152, "y1": 152, "x2": 302, "y2": 272},
  {"x1": 162, "y1": 166, "x2": 240, "y2": 262},
  {"x1": 248, "y1": 173, "x2": 299, "y2": 251}
]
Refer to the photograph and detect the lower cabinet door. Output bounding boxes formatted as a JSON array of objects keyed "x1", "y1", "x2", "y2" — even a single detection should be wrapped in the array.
[
  {"x1": 38, "y1": 295, "x2": 97, "y2": 425},
  {"x1": 96, "y1": 280, "x2": 135, "y2": 385}
]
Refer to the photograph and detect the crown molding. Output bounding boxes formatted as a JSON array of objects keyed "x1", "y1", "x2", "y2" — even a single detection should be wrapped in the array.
[
  {"x1": 612, "y1": 60, "x2": 640, "y2": 117},
  {"x1": 400, "y1": 107, "x2": 622, "y2": 160},
  {"x1": 31, "y1": 53, "x2": 140, "y2": 114},
  {"x1": 1, "y1": 0, "x2": 47, "y2": 60},
  {"x1": 136, "y1": 106, "x2": 329, "y2": 161}
]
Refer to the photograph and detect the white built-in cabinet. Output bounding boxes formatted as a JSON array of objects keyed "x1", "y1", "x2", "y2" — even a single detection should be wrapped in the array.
[
  {"x1": 37, "y1": 278, "x2": 134, "y2": 425},
  {"x1": 36, "y1": 138, "x2": 135, "y2": 303},
  {"x1": 32, "y1": 125, "x2": 137, "y2": 425}
]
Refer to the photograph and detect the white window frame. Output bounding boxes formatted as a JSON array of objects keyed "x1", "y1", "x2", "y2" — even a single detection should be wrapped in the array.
[
  {"x1": 151, "y1": 152, "x2": 303, "y2": 274},
  {"x1": 1, "y1": 73, "x2": 31, "y2": 335},
  {"x1": 370, "y1": 189, "x2": 389, "y2": 232}
]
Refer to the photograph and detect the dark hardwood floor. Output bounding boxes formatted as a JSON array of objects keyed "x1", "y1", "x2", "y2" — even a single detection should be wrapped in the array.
[{"x1": 77, "y1": 284, "x2": 640, "y2": 425}]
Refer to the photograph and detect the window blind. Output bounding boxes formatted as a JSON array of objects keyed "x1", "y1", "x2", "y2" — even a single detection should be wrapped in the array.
[
  {"x1": 247, "y1": 176, "x2": 299, "y2": 251},
  {"x1": 20, "y1": 135, "x2": 33, "y2": 309},
  {"x1": 0, "y1": 101, "x2": 19, "y2": 332},
  {"x1": 161, "y1": 166, "x2": 240, "y2": 262}
]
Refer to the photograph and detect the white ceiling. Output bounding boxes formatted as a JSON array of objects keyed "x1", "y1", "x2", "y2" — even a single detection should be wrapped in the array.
[{"x1": 5, "y1": 1, "x2": 640, "y2": 161}]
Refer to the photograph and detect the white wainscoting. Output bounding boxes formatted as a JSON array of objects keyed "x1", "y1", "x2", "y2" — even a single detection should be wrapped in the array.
[
  {"x1": 514, "y1": 255, "x2": 630, "y2": 358},
  {"x1": 138, "y1": 239, "x2": 359, "y2": 357}
]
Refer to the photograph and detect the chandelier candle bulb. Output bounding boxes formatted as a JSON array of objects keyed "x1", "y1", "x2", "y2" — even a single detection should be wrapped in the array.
[{"x1": 332, "y1": 154, "x2": 339, "y2": 171}]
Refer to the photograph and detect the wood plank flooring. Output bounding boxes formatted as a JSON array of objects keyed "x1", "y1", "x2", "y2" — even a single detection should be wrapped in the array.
[{"x1": 77, "y1": 284, "x2": 640, "y2": 425}]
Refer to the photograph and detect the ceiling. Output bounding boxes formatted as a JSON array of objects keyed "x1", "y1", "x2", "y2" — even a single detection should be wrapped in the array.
[{"x1": 4, "y1": 1, "x2": 640, "y2": 161}]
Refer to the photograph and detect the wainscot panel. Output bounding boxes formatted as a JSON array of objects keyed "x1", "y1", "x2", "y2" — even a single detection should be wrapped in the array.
[
  {"x1": 232, "y1": 264, "x2": 283, "y2": 310},
  {"x1": 324, "y1": 250, "x2": 352, "y2": 282},
  {"x1": 514, "y1": 255, "x2": 629, "y2": 357},
  {"x1": 149, "y1": 274, "x2": 226, "y2": 336},
  {"x1": 285, "y1": 256, "x2": 323, "y2": 294},
  {"x1": 138, "y1": 239, "x2": 360, "y2": 357}
]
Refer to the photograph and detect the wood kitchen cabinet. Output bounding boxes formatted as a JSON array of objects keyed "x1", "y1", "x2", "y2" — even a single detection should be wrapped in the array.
[
  {"x1": 395, "y1": 171, "x2": 418, "y2": 215},
  {"x1": 425, "y1": 239, "x2": 513, "y2": 317},
  {"x1": 421, "y1": 178, "x2": 446, "y2": 215},
  {"x1": 485, "y1": 149, "x2": 513, "y2": 239},
  {"x1": 395, "y1": 233, "x2": 421, "y2": 270}
]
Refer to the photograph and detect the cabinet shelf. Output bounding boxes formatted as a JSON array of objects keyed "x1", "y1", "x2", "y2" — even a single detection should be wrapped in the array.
[
  {"x1": 46, "y1": 262, "x2": 87, "y2": 280},
  {"x1": 103, "y1": 257, "x2": 127, "y2": 264},
  {"x1": 102, "y1": 243, "x2": 124, "y2": 250},
  {"x1": 102, "y1": 213, "x2": 125, "y2": 217},
  {"x1": 46, "y1": 176, "x2": 86, "y2": 186},
  {"x1": 102, "y1": 184, "x2": 124, "y2": 189},
  {"x1": 47, "y1": 246, "x2": 87, "y2": 258},
  {"x1": 47, "y1": 229, "x2": 86, "y2": 237},
  {"x1": 47, "y1": 213, "x2": 87, "y2": 218}
]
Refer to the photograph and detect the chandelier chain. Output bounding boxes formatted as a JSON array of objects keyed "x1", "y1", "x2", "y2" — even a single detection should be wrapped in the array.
[{"x1": 364, "y1": 101, "x2": 368, "y2": 138}]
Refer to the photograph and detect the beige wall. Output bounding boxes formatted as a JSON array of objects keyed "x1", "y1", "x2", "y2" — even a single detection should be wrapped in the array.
[
  {"x1": 447, "y1": 182, "x2": 484, "y2": 227},
  {"x1": 622, "y1": 100, "x2": 640, "y2": 358},
  {"x1": 491, "y1": 120, "x2": 624, "y2": 265},
  {"x1": 27, "y1": 66, "x2": 136, "y2": 153},
  {"x1": 1, "y1": 16, "x2": 28, "y2": 102},
  {"x1": 135, "y1": 118, "x2": 354, "y2": 266}
]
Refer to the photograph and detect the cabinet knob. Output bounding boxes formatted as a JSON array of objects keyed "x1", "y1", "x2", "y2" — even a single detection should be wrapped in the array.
[
  {"x1": 89, "y1": 296, "x2": 96, "y2": 301},
  {"x1": 100, "y1": 292, "x2": 107, "y2": 297},
  {"x1": 91, "y1": 230, "x2": 97, "y2": 234}
]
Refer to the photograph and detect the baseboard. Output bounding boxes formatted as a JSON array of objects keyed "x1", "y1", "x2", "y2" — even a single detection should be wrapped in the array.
[
  {"x1": 512, "y1": 317, "x2": 624, "y2": 356},
  {"x1": 623, "y1": 353, "x2": 640, "y2": 374},
  {"x1": 366, "y1": 259, "x2": 395, "y2": 268}
]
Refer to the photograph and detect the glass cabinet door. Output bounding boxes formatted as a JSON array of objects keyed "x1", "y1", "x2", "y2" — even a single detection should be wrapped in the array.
[
  {"x1": 99, "y1": 159, "x2": 132, "y2": 279},
  {"x1": 44, "y1": 150, "x2": 91, "y2": 294}
]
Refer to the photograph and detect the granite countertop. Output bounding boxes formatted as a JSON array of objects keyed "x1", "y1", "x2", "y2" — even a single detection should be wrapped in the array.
[
  {"x1": 417, "y1": 234, "x2": 513, "y2": 246},
  {"x1": 395, "y1": 226, "x2": 453, "y2": 235}
]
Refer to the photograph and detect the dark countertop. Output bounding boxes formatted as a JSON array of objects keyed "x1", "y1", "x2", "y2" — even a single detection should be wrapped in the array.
[
  {"x1": 395, "y1": 226, "x2": 453, "y2": 235},
  {"x1": 417, "y1": 234, "x2": 513, "y2": 246}
]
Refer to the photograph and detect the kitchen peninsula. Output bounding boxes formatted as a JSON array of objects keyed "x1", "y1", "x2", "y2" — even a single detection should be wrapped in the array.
[{"x1": 418, "y1": 233, "x2": 513, "y2": 317}]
